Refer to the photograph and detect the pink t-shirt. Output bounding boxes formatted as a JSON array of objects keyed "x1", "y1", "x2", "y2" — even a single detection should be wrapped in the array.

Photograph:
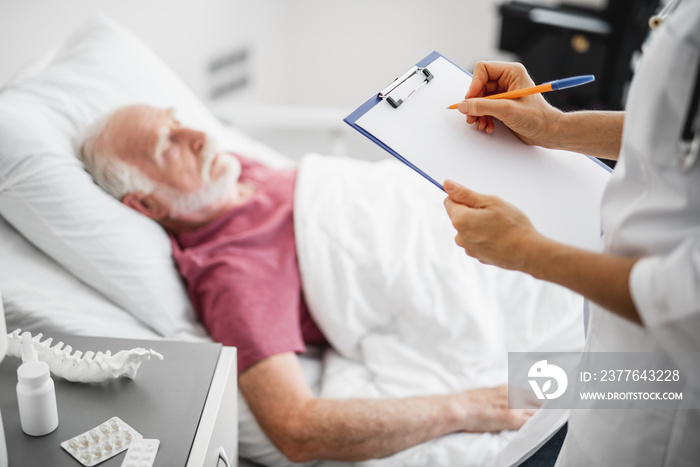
[{"x1": 170, "y1": 156, "x2": 327, "y2": 373}]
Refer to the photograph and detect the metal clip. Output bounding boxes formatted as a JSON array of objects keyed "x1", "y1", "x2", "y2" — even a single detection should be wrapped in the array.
[
  {"x1": 378, "y1": 66, "x2": 434, "y2": 108},
  {"x1": 680, "y1": 136, "x2": 699, "y2": 173},
  {"x1": 649, "y1": 0, "x2": 681, "y2": 29},
  {"x1": 680, "y1": 52, "x2": 700, "y2": 173}
]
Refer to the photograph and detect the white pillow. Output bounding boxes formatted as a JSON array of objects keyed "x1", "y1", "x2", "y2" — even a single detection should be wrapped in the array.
[
  {"x1": 0, "y1": 15, "x2": 288, "y2": 336},
  {"x1": 0, "y1": 215, "x2": 162, "y2": 339}
]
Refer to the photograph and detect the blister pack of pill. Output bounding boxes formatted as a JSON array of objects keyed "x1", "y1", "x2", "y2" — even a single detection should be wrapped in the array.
[
  {"x1": 61, "y1": 416, "x2": 143, "y2": 466},
  {"x1": 121, "y1": 438, "x2": 160, "y2": 467}
]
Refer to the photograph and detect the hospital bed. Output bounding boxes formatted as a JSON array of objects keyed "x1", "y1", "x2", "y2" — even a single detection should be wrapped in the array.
[{"x1": 0, "y1": 15, "x2": 587, "y2": 467}]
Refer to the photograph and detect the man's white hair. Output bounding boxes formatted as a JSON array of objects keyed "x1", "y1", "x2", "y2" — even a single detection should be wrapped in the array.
[{"x1": 79, "y1": 111, "x2": 155, "y2": 199}]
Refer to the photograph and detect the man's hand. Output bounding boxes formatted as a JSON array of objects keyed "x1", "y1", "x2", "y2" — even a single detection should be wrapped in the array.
[
  {"x1": 458, "y1": 385, "x2": 537, "y2": 433},
  {"x1": 443, "y1": 179, "x2": 542, "y2": 271},
  {"x1": 458, "y1": 61, "x2": 563, "y2": 147}
]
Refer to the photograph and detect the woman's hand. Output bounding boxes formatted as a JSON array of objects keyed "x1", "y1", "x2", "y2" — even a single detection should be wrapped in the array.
[
  {"x1": 443, "y1": 179, "x2": 542, "y2": 271},
  {"x1": 458, "y1": 61, "x2": 563, "y2": 147}
]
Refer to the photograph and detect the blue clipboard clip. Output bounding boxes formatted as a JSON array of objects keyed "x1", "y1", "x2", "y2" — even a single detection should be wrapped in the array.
[{"x1": 378, "y1": 66, "x2": 434, "y2": 108}]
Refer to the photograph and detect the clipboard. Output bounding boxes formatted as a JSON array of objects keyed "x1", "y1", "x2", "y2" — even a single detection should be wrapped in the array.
[{"x1": 344, "y1": 51, "x2": 612, "y2": 250}]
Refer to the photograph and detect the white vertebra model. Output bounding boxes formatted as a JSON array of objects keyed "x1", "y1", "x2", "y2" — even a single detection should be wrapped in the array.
[{"x1": 6, "y1": 330, "x2": 163, "y2": 383}]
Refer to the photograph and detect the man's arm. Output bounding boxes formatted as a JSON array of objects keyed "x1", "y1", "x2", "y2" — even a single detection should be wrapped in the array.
[
  {"x1": 239, "y1": 352, "x2": 533, "y2": 463},
  {"x1": 443, "y1": 181, "x2": 640, "y2": 324},
  {"x1": 459, "y1": 61, "x2": 624, "y2": 160}
]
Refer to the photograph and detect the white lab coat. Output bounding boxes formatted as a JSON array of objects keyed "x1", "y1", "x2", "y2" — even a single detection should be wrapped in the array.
[{"x1": 491, "y1": 1, "x2": 700, "y2": 465}]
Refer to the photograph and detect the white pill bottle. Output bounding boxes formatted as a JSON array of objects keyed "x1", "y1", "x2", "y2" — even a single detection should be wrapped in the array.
[{"x1": 16, "y1": 334, "x2": 59, "y2": 436}]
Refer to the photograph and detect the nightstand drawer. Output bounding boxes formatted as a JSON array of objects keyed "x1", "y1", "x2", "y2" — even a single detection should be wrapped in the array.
[{"x1": 188, "y1": 346, "x2": 238, "y2": 467}]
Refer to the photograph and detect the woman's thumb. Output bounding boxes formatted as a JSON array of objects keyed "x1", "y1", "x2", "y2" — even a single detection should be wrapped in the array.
[
  {"x1": 443, "y1": 180, "x2": 484, "y2": 207},
  {"x1": 458, "y1": 98, "x2": 504, "y2": 120}
]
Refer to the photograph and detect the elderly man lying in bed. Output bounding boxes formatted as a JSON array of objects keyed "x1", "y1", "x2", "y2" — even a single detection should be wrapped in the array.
[{"x1": 79, "y1": 104, "x2": 553, "y2": 463}]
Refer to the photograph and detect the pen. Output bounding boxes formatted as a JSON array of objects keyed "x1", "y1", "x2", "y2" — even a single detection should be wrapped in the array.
[{"x1": 447, "y1": 75, "x2": 595, "y2": 109}]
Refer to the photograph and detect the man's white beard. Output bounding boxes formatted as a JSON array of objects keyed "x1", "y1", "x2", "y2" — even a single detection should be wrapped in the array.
[{"x1": 166, "y1": 137, "x2": 242, "y2": 218}]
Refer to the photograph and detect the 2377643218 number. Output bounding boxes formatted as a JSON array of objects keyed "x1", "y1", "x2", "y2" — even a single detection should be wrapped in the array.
[{"x1": 600, "y1": 369, "x2": 680, "y2": 382}]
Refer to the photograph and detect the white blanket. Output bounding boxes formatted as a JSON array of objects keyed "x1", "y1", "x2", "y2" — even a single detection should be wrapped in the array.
[{"x1": 290, "y1": 154, "x2": 585, "y2": 466}]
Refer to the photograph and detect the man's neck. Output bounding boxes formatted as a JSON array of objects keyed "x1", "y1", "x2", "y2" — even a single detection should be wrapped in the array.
[{"x1": 164, "y1": 182, "x2": 256, "y2": 235}]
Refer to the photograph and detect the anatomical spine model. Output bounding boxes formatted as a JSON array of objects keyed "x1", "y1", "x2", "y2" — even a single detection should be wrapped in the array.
[{"x1": 6, "y1": 330, "x2": 163, "y2": 383}]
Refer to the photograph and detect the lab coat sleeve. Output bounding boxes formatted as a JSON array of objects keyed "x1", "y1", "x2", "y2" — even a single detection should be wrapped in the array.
[{"x1": 630, "y1": 236, "x2": 700, "y2": 384}]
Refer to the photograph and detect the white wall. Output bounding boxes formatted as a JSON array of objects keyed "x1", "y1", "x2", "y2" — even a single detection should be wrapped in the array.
[
  {"x1": 0, "y1": 0, "x2": 515, "y2": 109},
  {"x1": 241, "y1": 0, "x2": 511, "y2": 107},
  {"x1": 0, "y1": 0, "x2": 278, "y2": 97}
]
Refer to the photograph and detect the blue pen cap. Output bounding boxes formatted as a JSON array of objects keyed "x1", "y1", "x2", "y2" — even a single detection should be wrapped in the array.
[{"x1": 549, "y1": 75, "x2": 595, "y2": 91}]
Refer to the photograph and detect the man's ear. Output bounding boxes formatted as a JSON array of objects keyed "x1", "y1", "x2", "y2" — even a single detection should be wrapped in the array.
[{"x1": 121, "y1": 192, "x2": 169, "y2": 221}]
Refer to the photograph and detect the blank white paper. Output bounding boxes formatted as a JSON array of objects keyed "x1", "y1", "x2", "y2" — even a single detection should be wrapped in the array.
[{"x1": 355, "y1": 56, "x2": 610, "y2": 251}]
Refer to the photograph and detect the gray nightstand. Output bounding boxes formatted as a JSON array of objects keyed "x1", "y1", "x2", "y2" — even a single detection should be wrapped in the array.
[{"x1": 0, "y1": 333, "x2": 237, "y2": 467}]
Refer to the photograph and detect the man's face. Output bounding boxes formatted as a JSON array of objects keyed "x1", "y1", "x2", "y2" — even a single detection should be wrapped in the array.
[{"x1": 100, "y1": 105, "x2": 241, "y2": 217}]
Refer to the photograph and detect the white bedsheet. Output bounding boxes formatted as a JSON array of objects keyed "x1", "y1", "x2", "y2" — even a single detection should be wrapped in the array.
[{"x1": 292, "y1": 154, "x2": 585, "y2": 466}]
